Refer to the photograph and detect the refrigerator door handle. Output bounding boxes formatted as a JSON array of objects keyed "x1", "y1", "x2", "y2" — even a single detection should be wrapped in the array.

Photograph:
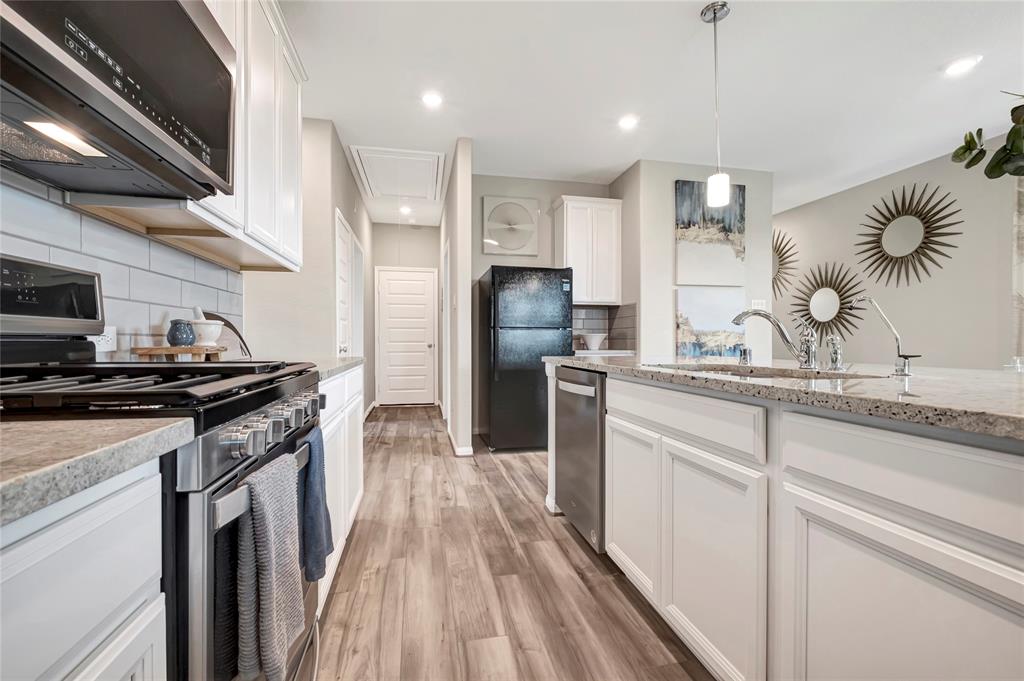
[{"x1": 491, "y1": 327, "x2": 499, "y2": 382}]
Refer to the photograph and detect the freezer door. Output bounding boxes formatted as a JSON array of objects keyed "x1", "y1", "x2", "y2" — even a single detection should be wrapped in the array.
[{"x1": 492, "y1": 267, "x2": 573, "y2": 329}]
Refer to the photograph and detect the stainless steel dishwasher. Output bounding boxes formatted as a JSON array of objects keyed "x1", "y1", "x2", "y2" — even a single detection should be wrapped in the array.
[{"x1": 555, "y1": 366, "x2": 606, "y2": 552}]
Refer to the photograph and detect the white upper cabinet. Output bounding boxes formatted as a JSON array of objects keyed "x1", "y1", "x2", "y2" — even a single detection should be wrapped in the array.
[
  {"x1": 276, "y1": 45, "x2": 303, "y2": 265},
  {"x1": 554, "y1": 196, "x2": 622, "y2": 305},
  {"x1": 245, "y1": 0, "x2": 281, "y2": 251}
]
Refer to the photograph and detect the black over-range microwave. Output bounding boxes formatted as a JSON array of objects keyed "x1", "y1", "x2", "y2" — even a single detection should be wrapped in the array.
[{"x1": 0, "y1": 1, "x2": 234, "y2": 200}]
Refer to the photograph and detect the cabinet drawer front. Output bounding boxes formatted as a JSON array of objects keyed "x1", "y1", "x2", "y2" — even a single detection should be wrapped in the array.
[
  {"x1": 320, "y1": 371, "x2": 347, "y2": 424},
  {"x1": 1, "y1": 474, "x2": 162, "y2": 680},
  {"x1": 345, "y1": 366, "x2": 364, "y2": 405},
  {"x1": 782, "y1": 413, "x2": 1024, "y2": 546},
  {"x1": 607, "y1": 379, "x2": 766, "y2": 464}
]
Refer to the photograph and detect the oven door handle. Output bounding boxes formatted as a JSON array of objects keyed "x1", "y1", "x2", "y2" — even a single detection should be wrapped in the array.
[{"x1": 212, "y1": 442, "x2": 312, "y2": 530}]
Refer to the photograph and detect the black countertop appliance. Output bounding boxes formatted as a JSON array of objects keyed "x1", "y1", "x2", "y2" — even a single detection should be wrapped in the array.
[{"x1": 479, "y1": 266, "x2": 573, "y2": 450}]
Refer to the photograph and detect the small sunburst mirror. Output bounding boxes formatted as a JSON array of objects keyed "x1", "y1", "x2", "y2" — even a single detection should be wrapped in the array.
[
  {"x1": 856, "y1": 184, "x2": 962, "y2": 287},
  {"x1": 772, "y1": 229, "x2": 798, "y2": 299},
  {"x1": 791, "y1": 263, "x2": 866, "y2": 341}
]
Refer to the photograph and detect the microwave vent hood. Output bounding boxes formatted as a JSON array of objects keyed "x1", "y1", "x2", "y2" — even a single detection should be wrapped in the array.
[{"x1": 0, "y1": 0, "x2": 235, "y2": 201}]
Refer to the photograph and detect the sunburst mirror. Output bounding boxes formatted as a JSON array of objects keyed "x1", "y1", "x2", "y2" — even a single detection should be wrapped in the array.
[
  {"x1": 791, "y1": 262, "x2": 866, "y2": 341},
  {"x1": 772, "y1": 229, "x2": 799, "y2": 299},
  {"x1": 855, "y1": 183, "x2": 962, "y2": 287}
]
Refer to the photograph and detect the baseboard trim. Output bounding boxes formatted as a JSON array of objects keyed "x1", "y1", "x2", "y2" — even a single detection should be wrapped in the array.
[
  {"x1": 363, "y1": 401, "x2": 375, "y2": 420},
  {"x1": 447, "y1": 427, "x2": 474, "y2": 457}
]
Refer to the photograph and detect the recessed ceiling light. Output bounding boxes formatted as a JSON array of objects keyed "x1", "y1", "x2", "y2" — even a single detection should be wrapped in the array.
[
  {"x1": 618, "y1": 114, "x2": 639, "y2": 131},
  {"x1": 25, "y1": 121, "x2": 107, "y2": 157},
  {"x1": 421, "y1": 91, "x2": 443, "y2": 109},
  {"x1": 399, "y1": 205, "x2": 412, "y2": 215},
  {"x1": 483, "y1": 238, "x2": 499, "y2": 246},
  {"x1": 944, "y1": 55, "x2": 983, "y2": 77}
]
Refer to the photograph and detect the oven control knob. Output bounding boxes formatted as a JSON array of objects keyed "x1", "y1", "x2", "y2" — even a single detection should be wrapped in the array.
[
  {"x1": 223, "y1": 423, "x2": 266, "y2": 459},
  {"x1": 304, "y1": 395, "x2": 320, "y2": 416},
  {"x1": 252, "y1": 415, "x2": 285, "y2": 445},
  {"x1": 270, "y1": 404, "x2": 303, "y2": 429}
]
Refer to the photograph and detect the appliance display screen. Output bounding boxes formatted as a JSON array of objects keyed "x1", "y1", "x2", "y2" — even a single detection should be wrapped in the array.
[
  {"x1": 6, "y1": 0, "x2": 232, "y2": 184},
  {"x1": 0, "y1": 258, "x2": 100, "y2": 321}
]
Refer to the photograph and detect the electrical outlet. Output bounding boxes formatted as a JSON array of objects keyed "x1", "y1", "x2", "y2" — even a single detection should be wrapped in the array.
[
  {"x1": 88, "y1": 325, "x2": 117, "y2": 353},
  {"x1": 751, "y1": 299, "x2": 768, "y2": 310}
]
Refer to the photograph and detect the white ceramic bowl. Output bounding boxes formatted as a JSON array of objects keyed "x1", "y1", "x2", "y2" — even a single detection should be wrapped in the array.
[
  {"x1": 580, "y1": 333, "x2": 607, "y2": 351},
  {"x1": 191, "y1": 319, "x2": 224, "y2": 346}
]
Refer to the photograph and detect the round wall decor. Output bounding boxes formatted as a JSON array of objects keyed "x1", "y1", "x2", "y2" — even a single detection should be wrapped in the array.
[
  {"x1": 772, "y1": 229, "x2": 799, "y2": 299},
  {"x1": 856, "y1": 183, "x2": 962, "y2": 287},
  {"x1": 791, "y1": 262, "x2": 866, "y2": 341}
]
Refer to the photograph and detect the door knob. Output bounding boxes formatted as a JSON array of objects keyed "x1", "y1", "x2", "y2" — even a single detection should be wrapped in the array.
[{"x1": 427, "y1": 343, "x2": 434, "y2": 348}]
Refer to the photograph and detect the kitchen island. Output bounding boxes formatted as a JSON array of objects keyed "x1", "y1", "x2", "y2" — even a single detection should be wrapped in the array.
[{"x1": 544, "y1": 356, "x2": 1024, "y2": 681}]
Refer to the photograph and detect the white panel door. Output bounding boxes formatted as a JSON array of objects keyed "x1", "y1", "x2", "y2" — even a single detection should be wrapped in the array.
[
  {"x1": 605, "y1": 414, "x2": 661, "y2": 604},
  {"x1": 591, "y1": 203, "x2": 620, "y2": 304},
  {"x1": 565, "y1": 204, "x2": 592, "y2": 303},
  {"x1": 376, "y1": 268, "x2": 437, "y2": 405},
  {"x1": 244, "y1": 0, "x2": 280, "y2": 249},
  {"x1": 336, "y1": 212, "x2": 352, "y2": 357},
  {"x1": 660, "y1": 436, "x2": 767, "y2": 681}
]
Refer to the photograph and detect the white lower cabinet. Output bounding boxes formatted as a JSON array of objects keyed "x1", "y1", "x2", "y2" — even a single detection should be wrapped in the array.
[
  {"x1": 70, "y1": 596, "x2": 167, "y2": 681},
  {"x1": 316, "y1": 367, "x2": 366, "y2": 614},
  {"x1": 605, "y1": 414, "x2": 661, "y2": 604},
  {"x1": 660, "y1": 437, "x2": 767, "y2": 681}
]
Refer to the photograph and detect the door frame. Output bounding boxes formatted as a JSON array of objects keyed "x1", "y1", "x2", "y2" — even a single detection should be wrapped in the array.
[
  {"x1": 374, "y1": 266, "x2": 439, "y2": 406},
  {"x1": 334, "y1": 207, "x2": 364, "y2": 358},
  {"x1": 441, "y1": 241, "x2": 450, "y2": 420}
]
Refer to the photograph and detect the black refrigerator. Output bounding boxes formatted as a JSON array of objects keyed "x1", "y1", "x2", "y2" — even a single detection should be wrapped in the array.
[{"x1": 479, "y1": 266, "x2": 574, "y2": 450}]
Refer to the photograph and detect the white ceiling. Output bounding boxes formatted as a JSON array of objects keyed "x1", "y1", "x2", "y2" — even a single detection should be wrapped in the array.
[{"x1": 282, "y1": 1, "x2": 1023, "y2": 224}]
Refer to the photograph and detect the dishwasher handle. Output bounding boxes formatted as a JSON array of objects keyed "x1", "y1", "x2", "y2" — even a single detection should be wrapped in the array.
[{"x1": 557, "y1": 379, "x2": 597, "y2": 398}]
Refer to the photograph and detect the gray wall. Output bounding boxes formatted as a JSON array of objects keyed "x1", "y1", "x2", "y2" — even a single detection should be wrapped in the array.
[
  {"x1": 0, "y1": 181, "x2": 243, "y2": 359},
  {"x1": 773, "y1": 143, "x2": 1016, "y2": 369},
  {"x1": 470, "y1": 173, "x2": 609, "y2": 433},
  {"x1": 373, "y1": 223, "x2": 440, "y2": 270}
]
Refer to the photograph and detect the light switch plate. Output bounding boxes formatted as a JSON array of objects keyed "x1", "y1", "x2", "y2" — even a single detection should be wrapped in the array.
[
  {"x1": 88, "y1": 325, "x2": 117, "y2": 352},
  {"x1": 751, "y1": 299, "x2": 768, "y2": 310}
]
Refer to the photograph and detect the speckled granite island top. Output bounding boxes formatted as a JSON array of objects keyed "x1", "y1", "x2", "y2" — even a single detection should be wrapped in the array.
[
  {"x1": 0, "y1": 417, "x2": 194, "y2": 525},
  {"x1": 313, "y1": 357, "x2": 364, "y2": 381},
  {"x1": 544, "y1": 356, "x2": 1024, "y2": 442}
]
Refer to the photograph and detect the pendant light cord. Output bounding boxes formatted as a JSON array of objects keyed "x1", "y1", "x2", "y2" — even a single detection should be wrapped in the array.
[{"x1": 713, "y1": 7, "x2": 722, "y2": 174}]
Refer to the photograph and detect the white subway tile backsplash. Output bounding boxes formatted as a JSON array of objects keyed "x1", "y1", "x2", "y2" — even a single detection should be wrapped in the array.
[
  {"x1": 195, "y1": 257, "x2": 228, "y2": 289},
  {"x1": 150, "y1": 241, "x2": 196, "y2": 280},
  {"x1": 104, "y1": 298, "x2": 150, "y2": 336},
  {"x1": 149, "y1": 305, "x2": 192, "y2": 335},
  {"x1": 217, "y1": 290, "x2": 242, "y2": 315},
  {"x1": 50, "y1": 248, "x2": 130, "y2": 298},
  {"x1": 0, "y1": 185, "x2": 82, "y2": 248},
  {"x1": 130, "y1": 268, "x2": 181, "y2": 305},
  {"x1": 226, "y1": 270, "x2": 242, "y2": 294},
  {"x1": 182, "y1": 281, "x2": 219, "y2": 313},
  {"x1": 82, "y1": 216, "x2": 149, "y2": 268},
  {"x1": 0, "y1": 233, "x2": 49, "y2": 261}
]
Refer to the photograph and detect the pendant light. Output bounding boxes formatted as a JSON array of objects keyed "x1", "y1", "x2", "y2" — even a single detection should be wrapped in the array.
[{"x1": 702, "y1": 1, "x2": 730, "y2": 208}]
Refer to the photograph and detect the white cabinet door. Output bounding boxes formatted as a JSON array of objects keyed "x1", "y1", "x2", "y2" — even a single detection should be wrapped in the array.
[
  {"x1": 565, "y1": 203, "x2": 592, "y2": 303},
  {"x1": 591, "y1": 203, "x2": 620, "y2": 304},
  {"x1": 276, "y1": 45, "x2": 302, "y2": 265},
  {"x1": 775, "y1": 482, "x2": 1024, "y2": 681},
  {"x1": 69, "y1": 596, "x2": 166, "y2": 681},
  {"x1": 199, "y1": 0, "x2": 246, "y2": 230},
  {"x1": 344, "y1": 396, "x2": 364, "y2": 530},
  {"x1": 660, "y1": 437, "x2": 767, "y2": 681},
  {"x1": 244, "y1": 0, "x2": 280, "y2": 250},
  {"x1": 318, "y1": 412, "x2": 347, "y2": 612},
  {"x1": 605, "y1": 414, "x2": 661, "y2": 604}
]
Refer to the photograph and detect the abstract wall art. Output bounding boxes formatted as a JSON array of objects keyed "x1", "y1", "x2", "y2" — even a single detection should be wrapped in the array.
[
  {"x1": 675, "y1": 179, "x2": 747, "y2": 286},
  {"x1": 675, "y1": 285, "x2": 746, "y2": 358}
]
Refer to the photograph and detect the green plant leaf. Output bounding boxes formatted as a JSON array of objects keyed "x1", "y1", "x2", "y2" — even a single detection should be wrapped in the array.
[
  {"x1": 985, "y1": 146, "x2": 1010, "y2": 178},
  {"x1": 1003, "y1": 154, "x2": 1024, "y2": 176},
  {"x1": 964, "y1": 131, "x2": 974, "y2": 149},
  {"x1": 977, "y1": 128, "x2": 984, "y2": 143},
  {"x1": 965, "y1": 148, "x2": 988, "y2": 169},
  {"x1": 1007, "y1": 124, "x2": 1024, "y2": 154},
  {"x1": 951, "y1": 145, "x2": 971, "y2": 163},
  {"x1": 1012, "y1": 104, "x2": 1024, "y2": 125}
]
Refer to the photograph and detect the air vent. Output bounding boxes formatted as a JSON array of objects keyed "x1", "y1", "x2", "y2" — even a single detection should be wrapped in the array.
[{"x1": 350, "y1": 146, "x2": 444, "y2": 201}]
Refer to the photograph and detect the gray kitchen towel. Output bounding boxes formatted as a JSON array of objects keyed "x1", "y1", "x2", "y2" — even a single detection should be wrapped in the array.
[
  {"x1": 237, "y1": 454, "x2": 306, "y2": 681},
  {"x1": 301, "y1": 426, "x2": 334, "y2": 581}
]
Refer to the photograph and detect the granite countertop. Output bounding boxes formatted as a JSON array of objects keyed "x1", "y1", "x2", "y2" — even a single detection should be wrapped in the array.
[
  {"x1": 309, "y1": 356, "x2": 364, "y2": 381},
  {"x1": 545, "y1": 355, "x2": 1024, "y2": 442},
  {"x1": 0, "y1": 417, "x2": 194, "y2": 525}
]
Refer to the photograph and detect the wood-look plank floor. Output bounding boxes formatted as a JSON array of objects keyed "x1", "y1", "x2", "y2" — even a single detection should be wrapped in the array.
[{"x1": 317, "y1": 406, "x2": 715, "y2": 681}]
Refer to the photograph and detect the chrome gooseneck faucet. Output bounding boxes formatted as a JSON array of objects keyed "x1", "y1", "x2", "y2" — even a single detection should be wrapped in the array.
[
  {"x1": 731, "y1": 309, "x2": 818, "y2": 369},
  {"x1": 852, "y1": 295, "x2": 919, "y2": 376}
]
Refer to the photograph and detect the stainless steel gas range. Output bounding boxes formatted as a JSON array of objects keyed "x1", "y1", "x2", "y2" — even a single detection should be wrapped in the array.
[{"x1": 0, "y1": 256, "x2": 321, "y2": 681}]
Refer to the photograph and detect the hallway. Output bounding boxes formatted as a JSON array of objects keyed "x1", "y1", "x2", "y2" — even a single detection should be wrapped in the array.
[{"x1": 317, "y1": 406, "x2": 714, "y2": 681}]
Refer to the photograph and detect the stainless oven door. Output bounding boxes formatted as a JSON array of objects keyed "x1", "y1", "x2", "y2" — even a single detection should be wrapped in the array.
[{"x1": 185, "y1": 420, "x2": 319, "y2": 681}]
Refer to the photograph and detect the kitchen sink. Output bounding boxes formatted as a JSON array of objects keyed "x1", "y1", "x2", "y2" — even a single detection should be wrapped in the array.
[{"x1": 650, "y1": 363, "x2": 889, "y2": 380}]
